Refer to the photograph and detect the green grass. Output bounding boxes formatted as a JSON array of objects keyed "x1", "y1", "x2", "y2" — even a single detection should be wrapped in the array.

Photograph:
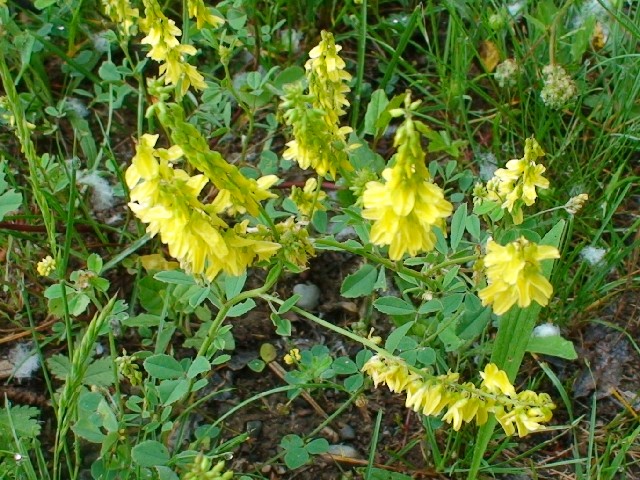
[{"x1": 0, "y1": 0, "x2": 638, "y2": 479}]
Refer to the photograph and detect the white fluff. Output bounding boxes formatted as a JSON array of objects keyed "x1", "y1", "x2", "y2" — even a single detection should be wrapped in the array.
[
  {"x1": 532, "y1": 324, "x2": 561, "y2": 338},
  {"x1": 9, "y1": 343, "x2": 40, "y2": 380},
  {"x1": 76, "y1": 171, "x2": 116, "y2": 211},
  {"x1": 580, "y1": 246, "x2": 607, "y2": 266}
]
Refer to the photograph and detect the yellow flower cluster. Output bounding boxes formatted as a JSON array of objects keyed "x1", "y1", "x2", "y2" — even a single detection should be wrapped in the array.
[
  {"x1": 284, "y1": 348, "x2": 301, "y2": 365},
  {"x1": 126, "y1": 134, "x2": 280, "y2": 280},
  {"x1": 139, "y1": 0, "x2": 223, "y2": 95},
  {"x1": 361, "y1": 94, "x2": 452, "y2": 260},
  {"x1": 281, "y1": 31, "x2": 355, "y2": 180},
  {"x1": 101, "y1": 0, "x2": 139, "y2": 36},
  {"x1": 478, "y1": 237, "x2": 560, "y2": 315},
  {"x1": 255, "y1": 217, "x2": 315, "y2": 270},
  {"x1": 481, "y1": 137, "x2": 549, "y2": 224},
  {"x1": 155, "y1": 102, "x2": 276, "y2": 218},
  {"x1": 37, "y1": 255, "x2": 56, "y2": 277},
  {"x1": 289, "y1": 178, "x2": 327, "y2": 218},
  {"x1": 362, "y1": 355, "x2": 555, "y2": 437}
]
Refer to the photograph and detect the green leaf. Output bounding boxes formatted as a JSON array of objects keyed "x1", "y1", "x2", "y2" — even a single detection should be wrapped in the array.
[
  {"x1": 224, "y1": 271, "x2": 247, "y2": 299},
  {"x1": 280, "y1": 433, "x2": 304, "y2": 449},
  {"x1": 332, "y1": 356, "x2": 358, "y2": 375},
  {"x1": 465, "y1": 214, "x2": 481, "y2": 240},
  {"x1": 247, "y1": 359, "x2": 266, "y2": 372},
  {"x1": 368, "y1": 467, "x2": 414, "y2": 479},
  {"x1": 341, "y1": 264, "x2": 378, "y2": 298},
  {"x1": 157, "y1": 379, "x2": 190, "y2": 405},
  {"x1": 278, "y1": 295, "x2": 301, "y2": 314},
  {"x1": 98, "y1": 60, "x2": 121, "y2": 82},
  {"x1": 0, "y1": 404, "x2": 41, "y2": 440},
  {"x1": 186, "y1": 356, "x2": 211, "y2": 379},
  {"x1": 363, "y1": 89, "x2": 389, "y2": 136},
  {"x1": 271, "y1": 313, "x2": 291, "y2": 336},
  {"x1": 373, "y1": 297, "x2": 416, "y2": 316},
  {"x1": 0, "y1": 189, "x2": 22, "y2": 220},
  {"x1": 259, "y1": 343, "x2": 277, "y2": 363},
  {"x1": 47, "y1": 354, "x2": 70, "y2": 381},
  {"x1": 227, "y1": 298, "x2": 256, "y2": 317},
  {"x1": 33, "y1": 0, "x2": 57, "y2": 9},
  {"x1": 131, "y1": 440, "x2": 170, "y2": 467},
  {"x1": 418, "y1": 299, "x2": 442, "y2": 314},
  {"x1": 284, "y1": 448, "x2": 309, "y2": 469},
  {"x1": 84, "y1": 357, "x2": 116, "y2": 387},
  {"x1": 385, "y1": 321, "x2": 415, "y2": 354},
  {"x1": 143, "y1": 354, "x2": 184, "y2": 379},
  {"x1": 306, "y1": 438, "x2": 329, "y2": 454},
  {"x1": 526, "y1": 335, "x2": 577, "y2": 360},
  {"x1": 343, "y1": 373, "x2": 364, "y2": 392},
  {"x1": 416, "y1": 347, "x2": 436, "y2": 365},
  {"x1": 450, "y1": 203, "x2": 467, "y2": 251},
  {"x1": 154, "y1": 271, "x2": 195, "y2": 285}
]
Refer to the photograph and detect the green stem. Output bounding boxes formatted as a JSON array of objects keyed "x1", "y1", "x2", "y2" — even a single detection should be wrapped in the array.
[{"x1": 350, "y1": 0, "x2": 367, "y2": 129}]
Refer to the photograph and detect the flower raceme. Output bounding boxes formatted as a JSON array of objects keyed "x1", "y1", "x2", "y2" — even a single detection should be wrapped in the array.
[
  {"x1": 478, "y1": 237, "x2": 560, "y2": 315},
  {"x1": 139, "y1": 0, "x2": 223, "y2": 95},
  {"x1": 280, "y1": 31, "x2": 355, "y2": 180},
  {"x1": 125, "y1": 134, "x2": 279, "y2": 281},
  {"x1": 362, "y1": 355, "x2": 555, "y2": 437},
  {"x1": 480, "y1": 137, "x2": 549, "y2": 225},
  {"x1": 362, "y1": 94, "x2": 453, "y2": 260}
]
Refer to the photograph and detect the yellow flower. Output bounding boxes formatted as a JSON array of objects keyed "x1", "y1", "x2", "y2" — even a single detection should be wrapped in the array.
[
  {"x1": 487, "y1": 137, "x2": 549, "y2": 224},
  {"x1": 284, "y1": 348, "x2": 301, "y2": 365},
  {"x1": 187, "y1": 0, "x2": 224, "y2": 30},
  {"x1": 363, "y1": 166, "x2": 452, "y2": 260},
  {"x1": 361, "y1": 356, "x2": 555, "y2": 436},
  {"x1": 289, "y1": 178, "x2": 327, "y2": 217},
  {"x1": 480, "y1": 363, "x2": 516, "y2": 397},
  {"x1": 306, "y1": 31, "x2": 352, "y2": 126},
  {"x1": 140, "y1": 0, "x2": 206, "y2": 94},
  {"x1": 478, "y1": 237, "x2": 560, "y2": 315},
  {"x1": 126, "y1": 135, "x2": 279, "y2": 281},
  {"x1": 101, "y1": 0, "x2": 139, "y2": 36},
  {"x1": 37, "y1": 255, "x2": 56, "y2": 277}
]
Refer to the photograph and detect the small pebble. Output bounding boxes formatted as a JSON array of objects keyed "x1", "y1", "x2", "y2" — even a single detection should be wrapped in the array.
[
  {"x1": 339, "y1": 424, "x2": 356, "y2": 440},
  {"x1": 246, "y1": 420, "x2": 263, "y2": 438},
  {"x1": 327, "y1": 444, "x2": 361, "y2": 459},
  {"x1": 293, "y1": 283, "x2": 321, "y2": 310}
]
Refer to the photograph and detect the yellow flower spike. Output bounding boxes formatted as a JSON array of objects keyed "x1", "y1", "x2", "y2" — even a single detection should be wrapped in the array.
[
  {"x1": 362, "y1": 93, "x2": 452, "y2": 260},
  {"x1": 487, "y1": 137, "x2": 549, "y2": 224},
  {"x1": 478, "y1": 237, "x2": 560, "y2": 315},
  {"x1": 139, "y1": 0, "x2": 206, "y2": 94},
  {"x1": 280, "y1": 32, "x2": 355, "y2": 180},
  {"x1": 362, "y1": 356, "x2": 554, "y2": 436}
]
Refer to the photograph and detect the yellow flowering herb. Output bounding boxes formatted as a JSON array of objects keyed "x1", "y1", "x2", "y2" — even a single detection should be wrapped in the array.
[
  {"x1": 37, "y1": 255, "x2": 56, "y2": 277},
  {"x1": 154, "y1": 102, "x2": 276, "y2": 217},
  {"x1": 361, "y1": 93, "x2": 453, "y2": 260},
  {"x1": 126, "y1": 134, "x2": 279, "y2": 281},
  {"x1": 362, "y1": 355, "x2": 555, "y2": 437},
  {"x1": 140, "y1": 0, "x2": 206, "y2": 95},
  {"x1": 478, "y1": 237, "x2": 560, "y2": 315},
  {"x1": 306, "y1": 31, "x2": 352, "y2": 127},
  {"x1": 101, "y1": 0, "x2": 139, "y2": 36},
  {"x1": 187, "y1": 0, "x2": 224, "y2": 30},
  {"x1": 256, "y1": 217, "x2": 315, "y2": 270},
  {"x1": 289, "y1": 178, "x2": 327, "y2": 218},
  {"x1": 280, "y1": 31, "x2": 356, "y2": 180},
  {"x1": 486, "y1": 137, "x2": 549, "y2": 224}
]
